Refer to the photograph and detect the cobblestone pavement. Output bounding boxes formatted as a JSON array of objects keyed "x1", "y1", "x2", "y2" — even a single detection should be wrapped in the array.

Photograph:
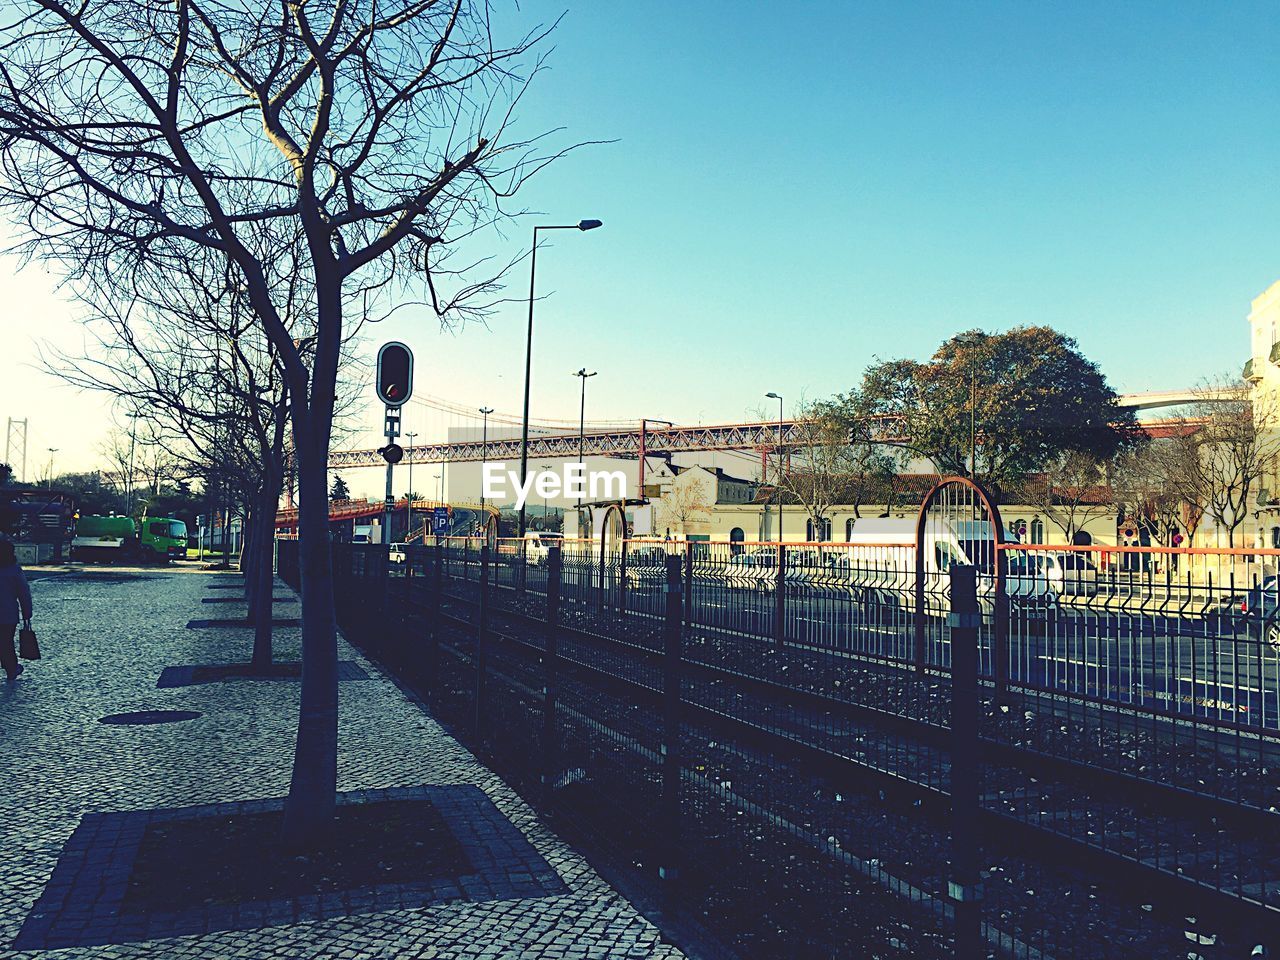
[{"x1": 0, "y1": 567, "x2": 687, "y2": 959}]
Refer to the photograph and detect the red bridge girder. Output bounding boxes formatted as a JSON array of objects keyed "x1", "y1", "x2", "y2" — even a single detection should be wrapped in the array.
[{"x1": 326, "y1": 415, "x2": 1200, "y2": 469}]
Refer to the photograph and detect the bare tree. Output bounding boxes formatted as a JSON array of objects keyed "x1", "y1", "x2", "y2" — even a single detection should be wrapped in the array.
[
  {"x1": 1018, "y1": 451, "x2": 1115, "y2": 544},
  {"x1": 0, "y1": 1, "x2": 569, "y2": 844},
  {"x1": 767, "y1": 400, "x2": 895, "y2": 541},
  {"x1": 658, "y1": 476, "x2": 711, "y2": 537},
  {"x1": 1111, "y1": 441, "x2": 1202, "y2": 548},
  {"x1": 1167, "y1": 380, "x2": 1280, "y2": 548}
]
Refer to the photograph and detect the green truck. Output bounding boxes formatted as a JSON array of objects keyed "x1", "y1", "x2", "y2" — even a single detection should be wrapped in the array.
[{"x1": 71, "y1": 514, "x2": 188, "y2": 563}]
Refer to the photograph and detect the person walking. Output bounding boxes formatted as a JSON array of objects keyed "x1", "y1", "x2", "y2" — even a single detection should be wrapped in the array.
[{"x1": 0, "y1": 540, "x2": 33, "y2": 681}]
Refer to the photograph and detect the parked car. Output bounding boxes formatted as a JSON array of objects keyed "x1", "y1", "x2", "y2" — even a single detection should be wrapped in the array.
[
  {"x1": 723, "y1": 547, "x2": 780, "y2": 591},
  {"x1": 1223, "y1": 575, "x2": 1280, "y2": 645},
  {"x1": 1039, "y1": 551, "x2": 1098, "y2": 597},
  {"x1": 623, "y1": 545, "x2": 672, "y2": 586},
  {"x1": 1005, "y1": 551, "x2": 1098, "y2": 607},
  {"x1": 388, "y1": 543, "x2": 407, "y2": 564}
]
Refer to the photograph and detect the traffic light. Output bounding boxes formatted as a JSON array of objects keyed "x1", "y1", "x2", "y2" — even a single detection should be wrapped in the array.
[
  {"x1": 376, "y1": 341, "x2": 414, "y2": 407},
  {"x1": 378, "y1": 443, "x2": 404, "y2": 465}
]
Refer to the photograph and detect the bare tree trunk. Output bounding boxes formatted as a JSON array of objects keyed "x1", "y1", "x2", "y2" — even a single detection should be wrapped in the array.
[{"x1": 282, "y1": 417, "x2": 338, "y2": 844}]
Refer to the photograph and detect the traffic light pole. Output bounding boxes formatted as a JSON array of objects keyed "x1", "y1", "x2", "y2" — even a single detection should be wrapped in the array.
[{"x1": 383, "y1": 405, "x2": 400, "y2": 545}]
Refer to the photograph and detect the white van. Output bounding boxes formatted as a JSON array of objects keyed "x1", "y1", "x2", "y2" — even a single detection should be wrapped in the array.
[
  {"x1": 842, "y1": 518, "x2": 1054, "y2": 617},
  {"x1": 522, "y1": 531, "x2": 563, "y2": 566}
]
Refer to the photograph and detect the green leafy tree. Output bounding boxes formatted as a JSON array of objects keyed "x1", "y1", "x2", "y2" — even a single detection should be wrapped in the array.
[
  {"x1": 0, "y1": 464, "x2": 11, "y2": 487},
  {"x1": 854, "y1": 327, "x2": 1136, "y2": 498},
  {"x1": 329, "y1": 475, "x2": 351, "y2": 502}
]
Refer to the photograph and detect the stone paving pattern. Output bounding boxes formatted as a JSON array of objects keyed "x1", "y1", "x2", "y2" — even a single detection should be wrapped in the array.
[{"x1": 0, "y1": 568, "x2": 687, "y2": 959}]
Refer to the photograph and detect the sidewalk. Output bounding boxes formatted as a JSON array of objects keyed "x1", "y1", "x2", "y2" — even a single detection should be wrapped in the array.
[{"x1": 0, "y1": 567, "x2": 687, "y2": 959}]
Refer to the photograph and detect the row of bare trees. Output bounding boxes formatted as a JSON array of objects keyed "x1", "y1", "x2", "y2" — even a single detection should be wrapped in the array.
[{"x1": 0, "y1": 0, "x2": 566, "y2": 844}]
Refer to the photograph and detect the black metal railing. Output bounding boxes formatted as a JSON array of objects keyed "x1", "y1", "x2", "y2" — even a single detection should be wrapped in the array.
[{"x1": 277, "y1": 535, "x2": 1280, "y2": 960}]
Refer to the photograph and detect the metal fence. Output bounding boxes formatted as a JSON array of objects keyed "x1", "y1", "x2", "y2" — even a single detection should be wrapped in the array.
[{"x1": 278, "y1": 533, "x2": 1280, "y2": 959}]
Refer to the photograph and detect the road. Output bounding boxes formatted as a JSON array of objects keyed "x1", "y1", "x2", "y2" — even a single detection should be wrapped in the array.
[{"x1": 518, "y1": 559, "x2": 1280, "y2": 731}]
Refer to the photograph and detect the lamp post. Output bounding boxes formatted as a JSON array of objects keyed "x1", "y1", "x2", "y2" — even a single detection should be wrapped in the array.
[
  {"x1": 405, "y1": 431, "x2": 418, "y2": 540},
  {"x1": 479, "y1": 407, "x2": 493, "y2": 519},
  {"x1": 765, "y1": 392, "x2": 784, "y2": 542},
  {"x1": 46, "y1": 447, "x2": 57, "y2": 490},
  {"x1": 574, "y1": 369, "x2": 597, "y2": 519},
  {"x1": 518, "y1": 219, "x2": 603, "y2": 539},
  {"x1": 541, "y1": 463, "x2": 554, "y2": 528}
]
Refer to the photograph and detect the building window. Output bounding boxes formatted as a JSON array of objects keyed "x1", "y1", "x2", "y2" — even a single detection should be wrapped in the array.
[
  {"x1": 806, "y1": 518, "x2": 831, "y2": 542},
  {"x1": 1271, "y1": 527, "x2": 1280, "y2": 549},
  {"x1": 1072, "y1": 531, "x2": 1093, "y2": 546},
  {"x1": 1028, "y1": 518, "x2": 1044, "y2": 545},
  {"x1": 845, "y1": 518, "x2": 855, "y2": 542},
  {"x1": 729, "y1": 527, "x2": 745, "y2": 555}
]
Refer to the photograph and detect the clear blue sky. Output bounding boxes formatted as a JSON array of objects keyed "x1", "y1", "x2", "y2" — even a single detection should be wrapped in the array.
[
  {"x1": 2, "y1": 1, "x2": 1277, "y2": 485},
  {"x1": 402, "y1": 0, "x2": 1277, "y2": 428}
]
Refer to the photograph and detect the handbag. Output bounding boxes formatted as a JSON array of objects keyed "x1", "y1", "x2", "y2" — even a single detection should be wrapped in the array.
[{"x1": 18, "y1": 621, "x2": 40, "y2": 660}]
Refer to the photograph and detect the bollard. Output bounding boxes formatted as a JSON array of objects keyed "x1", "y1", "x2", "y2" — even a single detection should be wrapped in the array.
[
  {"x1": 475, "y1": 542, "x2": 490, "y2": 742},
  {"x1": 541, "y1": 546, "x2": 562, "y2": 803},
  {"x1": 660, "y1": 554, "x2": 684, "y2": 885},
  {"x1": 948, "y1": 564, "x2": 983, "y2": 957}
]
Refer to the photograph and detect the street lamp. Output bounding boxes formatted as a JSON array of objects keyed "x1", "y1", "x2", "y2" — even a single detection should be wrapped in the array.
[
  {"x1": 405, "y1": 431, "x2": 418, "y2": 540},
  {"x1": 574, "y1": 369, "x2": 597, "y2": 517},
  {"x1": 518, "y1": 218, "x2": 603, "y2": 539},
  {"x1": 46, "y1": 447, "x2": 57, "y2": 490},
  {"x1": 479, "y1": 407, "x2": 493, "y2": 515},
  {"x1": 765, "y1": 392, "x2": 784, "y2": 542}
]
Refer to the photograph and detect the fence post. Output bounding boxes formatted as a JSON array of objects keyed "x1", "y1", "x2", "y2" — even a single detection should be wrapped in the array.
[
  {"x1": 541, "y1": 545, "x2": 562, "y2": 802},
  {"x1": 475, "y1": 542, "x2": 490, "y2": 742},
  {"x1": 381, "y1": 544, "x2": 391, "y2": 634},
  {"x1": 426, "y1": 540, "x2": 443, "y2": 693},
  {"x1": 948, "y1": 564, "x2": 983, "y2": 957},
  {"x1": 773, "y1": 543, "x2": 787, "y2": 647},
  {"x1": 993, "y1": 550, "x2": 1009, "y2": 699},
  {"x1": 618, "y1": 539, "x2": 628, "y2": 613},
  {"x1": 660, "y1": 553, "x2": 684, "y2": 885},
  {"x1": 683, "y1": 541, "x2": 694, "y2": 626},
  {"x1": 914, "y1": 537, "x2": 927, "y2": 674}
]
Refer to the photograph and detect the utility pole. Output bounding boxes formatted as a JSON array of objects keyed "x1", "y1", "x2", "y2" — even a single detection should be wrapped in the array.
[
  {"x1": 765, "y1": 392, "x2": 784, "y2": 542},
  {"x1": 479, "y1": 407, "x2": 493, "y2": 519},
  {"x1": 45, "y1": 447, "x2": 57, "y2": 489},
  {"x1": 574, "y1": 369, "x2": 597, "y2": 518}
]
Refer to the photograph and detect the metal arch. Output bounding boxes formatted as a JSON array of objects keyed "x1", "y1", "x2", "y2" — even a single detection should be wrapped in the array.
[
  {"x1": 913, "y1": 475, "x2": 1009, "y2": 694},
  {"x1": 598, "y1": 502, "x2": 628, "y2": 607},
  {"x1": 913, "y1": 475, "x2": 1008, "y2": 548}
]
